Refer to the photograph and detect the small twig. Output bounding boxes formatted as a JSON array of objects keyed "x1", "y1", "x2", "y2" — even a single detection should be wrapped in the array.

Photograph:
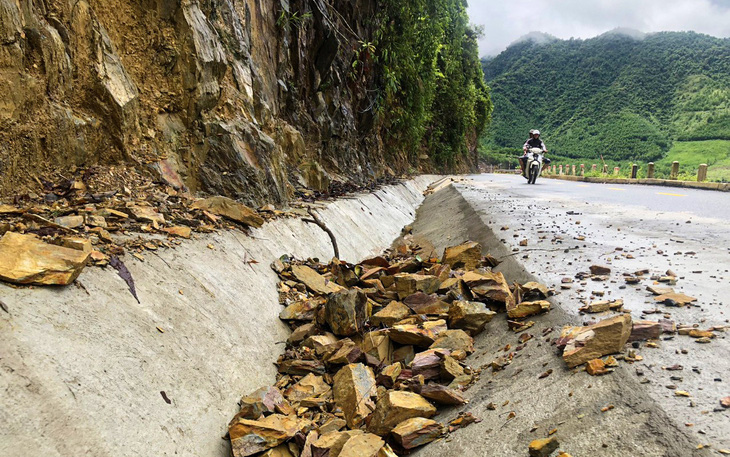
[
  {"x1": 303, "y1": 207, "x2": 340, "y2": 259},
  {"x1": 0, "y1": 299, "x2": 9, "y2": 314}
]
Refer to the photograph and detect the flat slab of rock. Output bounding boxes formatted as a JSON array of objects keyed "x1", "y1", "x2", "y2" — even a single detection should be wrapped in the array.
[
  {"x1": 367, "y1": 391, "x2": 436, "y2": 436},
  {"x1": 403, "y1": 292, "x2": 449, "y2": 315},
  {"x1": 413, "y1": 383, "x2": 467, "y2": 405},
  {"x1": 441, "y1": 241, "x2": 482, "y2": 270},
  {"x1": 325, "y1": 289, "x2": 371, "y2": 336},
  {"x1": 507, "y1": 300, "x2": 551, "y2": 319},
  {"x1": 191, "y1": 196, "x2": 263, "y2": 227},
  {"x1": 292, "y1": 265, "x2": 344, "y2": 295},
  {"x1": 562, "y1": 314, "x2": 632, "y2": 368},
  {"x1": 388, "y1": 320, "x2": 448, "y2": 346},
  {"x1": 579, "y1": 299, "x2": 623, "y2": 314},
  {"x1": 646, "y1": 285, "x2": 675, "y2": 296},
  {"x1": 371, "y1": 301, "x2": 411, "y2": 327},
  {"x1": 654, "y1": 292, "x2": 697, "y2": 306},
  {"x1": 391, "y1": 417, "x2": 443, "y2": 450},
  {"x1": 333, "y1": 363, "x2": 376, "y2": 428},
  {"x1": 0, "y1": 232, "x2": 90, "y2": 285},
  {"x1": 448, "y1": 301, "x2": 495, "y2": 335},
  {"x1": 430, "y1": 329, "x2": 474, "y2": 354},
  {"x1": 237, "y1": 386, "x2": 287, "y2": 419},
  {"x1": 284, "y1": 373, "x2": 331, "y2": 404}
]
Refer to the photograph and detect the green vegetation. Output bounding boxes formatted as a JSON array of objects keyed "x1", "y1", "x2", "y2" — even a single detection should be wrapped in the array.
[
  {"x1": 480, "y1": 31, "x2": 730, "y2": 179},
  {"x1": 374, "y1": 0, "x2": 492, "y2": 167}
]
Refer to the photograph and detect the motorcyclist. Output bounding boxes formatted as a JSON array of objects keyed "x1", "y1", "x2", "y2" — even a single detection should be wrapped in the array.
[{"x1": 520, "y1": 130, "x2": 550, "y2": 177}]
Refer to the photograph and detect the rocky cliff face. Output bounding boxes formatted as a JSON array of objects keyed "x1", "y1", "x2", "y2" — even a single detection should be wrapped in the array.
[{"x1": 0, "y1": 0, "x2": 405, "y2": 206}]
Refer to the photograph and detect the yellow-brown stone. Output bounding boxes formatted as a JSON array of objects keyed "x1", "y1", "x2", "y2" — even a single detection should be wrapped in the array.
[{"x1": 0, "y1": 232, "x2": 90, "y2": 285}]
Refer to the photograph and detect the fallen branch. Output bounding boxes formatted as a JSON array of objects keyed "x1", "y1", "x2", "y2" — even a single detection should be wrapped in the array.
[{"x1": 303, "y1": 207, "x2": 340, "y2": 259}]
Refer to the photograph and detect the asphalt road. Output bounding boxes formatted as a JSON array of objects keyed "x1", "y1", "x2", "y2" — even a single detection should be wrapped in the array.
[
  {"x1": 476, "y1": 173, "x2": 730, "y2": 220},
  {"x1": 455, "y1": 173, "x2": 730, "y2": 451}
]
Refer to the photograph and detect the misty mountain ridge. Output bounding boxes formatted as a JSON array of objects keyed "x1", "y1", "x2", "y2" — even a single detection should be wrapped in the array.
[{"x1": 481, "y1": 30, "x2": 730, "y2": 163}]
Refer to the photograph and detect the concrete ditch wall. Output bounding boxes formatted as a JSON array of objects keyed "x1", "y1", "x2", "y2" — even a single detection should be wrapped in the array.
[{"x1": 0, "y1": 176, "x2": 435, "y2": 457}]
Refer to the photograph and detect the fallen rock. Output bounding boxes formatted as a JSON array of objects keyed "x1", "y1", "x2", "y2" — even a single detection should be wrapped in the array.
[
  {"x1": 191, "y1": 196, "x2": 264, "y2": 227},
  {"x1": 441, "y1": 355, "x2": 465, "y2": 380},
  {"x1": 0, "y1": 232, "x2": 90, "y2": 285},
  {"x1": 517, "y1": 281, "x2": 550, "y2": 300},
  {"x1": 358, "y1": 330, "x2": 393, "y2": 364},
  {"x1": 326, "y1": 339, "x2": 364, "y2": 365},
  {"x1": 629, "y1": 321, "x2": 662, "y2": 341},
  {"x1": 229, "y1": 415, "x2": 309, "y2": 457},
  {"x1": 376, "y1": 363, "x2": 402, "y2": 388},
  {"x1": 403, "y1": 292, "x2": 450, "y2": 315},
  {"x1": 284, "y1": 373, "x2": 331, "y2": 404},
  {"x1": 721, "y1": 397, "x2": 730, "y2": 408},
  {"x1": 441, "y1": 241, "x2": 482, "y2": 270},
  {"x1": 688, "y1": 329, "x2": 715, "y2": 339},
  {"x1": 413, "y1": 383, "x2": 467, "y2": 405},
  {"x1": 302, "y1": 334, "x2": 340, "y2": 355},
  {"x1": 325, "y1": 289, "x2": 371, "y2": 336},
  {"x1": 586, "y1": 358, "x2": 608, "y2": 376},
  {"x1": 391, "y1": 417, "x2": 443, "y2": 450},
  {"x1": 529, "y1": 436, "x2": 560, "y2": 457},
  {"x1": 461, "y1": 271, "x2": 515, "y2": 308},
  {"x1": 562, "y1": 314, "x2": 632, "y2": 368},
  {"x1": 338, "y1": 432, "x2": 385, "y2": 457},
  {"x1": 411, "y1": 349, "x2": 451, "y2": 380},
  {"x1": 278, "y1": 359, "x2": 326, "y2": 376},
  {"x1": 448, "y1": 301, "x2": 496, "y2": 335},
  {"x1": 279, "y1": 299, "x2": 321, "y2": 321},
  {"x1": 292, "y1": 265, "x2": 345, "y2": 295},
  {"x1": 655, "y1": 293, "x2": 697, "y2": 307},
  {"x1": 333, "y1": 363, "x2": 377, "y2": 428},
  {"x1": 646, "y1": 285, "x2": 675, "y2": 296},
  {"x1": 430, "y1": 329, "x2": 474, "y2": 354},
  {"x1": 507, "y1": 300, "x2": 551, "y2": 319},
  {"x1": 394, "y1": 274, "x2": 440, "y2": 299},
  {"x1": 237, "y1": 386, "x2": 287, "y2": 419},
  {"x1": 311, "y1": 431, "x2": 358, "y2": 457},
  {"x1": 590, "y1": 265, "x2": 611, "y2": 275},
  {"x1": 162, "y1": 226, "x2": 192, "y2": 239},
  {"x1": 368, "y1": 391, "x2": 437, "y2": 436},
  {"x1": 579, "y1": 299, "x2": 623, "y2": 314},
  {"x1": 54, "y1": 215, "x2": 84, "y2": 228},
  {"x1": 127, "y1": 205, "x2": 166, "y2": 227},
  {"x1": 389, "y1": 320, "x2": 448, "y2": 346},
  {"x1": 371, "y1": 301, "x2": 411, "y2": 327}
]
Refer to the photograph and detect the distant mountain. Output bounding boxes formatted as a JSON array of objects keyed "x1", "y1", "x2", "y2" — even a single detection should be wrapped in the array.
[{"x1": 481, "y1": 31, "x2": 730, "y2": 162}]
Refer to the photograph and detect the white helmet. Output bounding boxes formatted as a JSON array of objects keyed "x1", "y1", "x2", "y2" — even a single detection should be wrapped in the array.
[
  {"x1": 529, "y1": 129, "x2": 535, "y2": 135},
  {"x1": 533, "y1": 130, "x2": 540, "y2": 136}
]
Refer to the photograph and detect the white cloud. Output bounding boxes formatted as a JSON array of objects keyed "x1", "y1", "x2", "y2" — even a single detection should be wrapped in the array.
[{"x1": 467, "y1": 0, "x2": 730, "y2": 56}]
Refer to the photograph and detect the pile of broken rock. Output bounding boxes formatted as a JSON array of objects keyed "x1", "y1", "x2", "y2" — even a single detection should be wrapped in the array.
[{"x1": 226, "y1": 241, "x2": 554, "y2": 457}]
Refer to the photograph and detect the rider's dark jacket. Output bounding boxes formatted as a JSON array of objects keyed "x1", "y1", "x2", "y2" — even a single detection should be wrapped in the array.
[{"x1": 523, "y1": 137, "x2": 547, "y2": 152}]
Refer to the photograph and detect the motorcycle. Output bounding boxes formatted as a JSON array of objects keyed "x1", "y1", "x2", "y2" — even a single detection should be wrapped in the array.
[{"x1": 524, "y1": 147, "x2": 544, "y2": 184}]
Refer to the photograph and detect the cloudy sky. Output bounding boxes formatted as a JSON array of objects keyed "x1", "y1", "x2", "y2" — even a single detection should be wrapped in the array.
[{"x1": 467, "y1": 0, "x2": 730, "y2": 56}]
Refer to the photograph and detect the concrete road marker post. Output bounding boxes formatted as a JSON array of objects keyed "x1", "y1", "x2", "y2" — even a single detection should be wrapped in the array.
[
  {"x1": 647, "y1": 162, "x2": 655, "y2": 179},
  {"x1": 631, "y1": 164, "x2": 638, "y2": 179},
  {"x1": 697, "y1": 164, "x2": 708, "y2": 182},
  {"x1": 670, "y1": 161, "x2": 680, "y2": 180}
]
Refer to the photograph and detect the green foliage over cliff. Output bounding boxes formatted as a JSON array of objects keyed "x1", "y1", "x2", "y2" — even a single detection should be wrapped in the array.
[
  {"x1": 375, "y1": 0, "x2": 492, "y2": 168},
  {"x1": 481, "y1": 31, "x2": 730, "y2": 163}
]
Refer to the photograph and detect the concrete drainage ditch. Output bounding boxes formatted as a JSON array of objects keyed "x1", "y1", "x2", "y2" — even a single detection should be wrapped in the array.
[{"x1": 0, "y1": 177, "x2": 712, "y2": 457}]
